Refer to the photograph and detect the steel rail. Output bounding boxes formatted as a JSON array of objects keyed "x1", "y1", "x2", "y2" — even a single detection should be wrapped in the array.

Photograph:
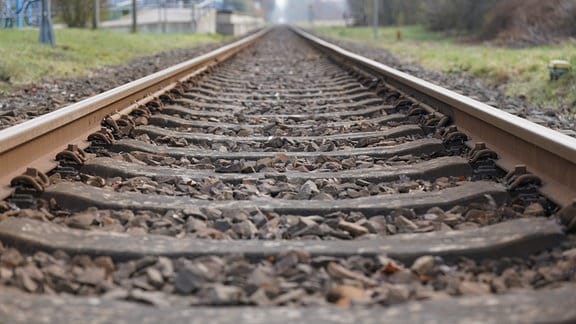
[
  {"x1": 292, "y1": 27, "x2": 576, "y2": 208},
  {"x1": 0, "y1": 28, "x2": 269, "y2": 200}
]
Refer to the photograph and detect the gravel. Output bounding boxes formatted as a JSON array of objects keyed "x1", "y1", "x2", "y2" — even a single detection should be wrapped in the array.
[
  {"x1": 0, "y1": 196, "x2": 541, "y2": 240},
  {"x1": 0, "y1": 27, "x2": 574, "y2": 310},
  {"x1": 1, "y1": 29, "x2": 573, "y2": 134},
  {"x1": 1, "y1": 237, "x2": 575, "y2": 307}
]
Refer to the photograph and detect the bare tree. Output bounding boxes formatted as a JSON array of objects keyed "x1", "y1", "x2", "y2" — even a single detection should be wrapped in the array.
[
  {"x1": 481, "y1": 0, "x2": 576, "y2": 44},
  {"x1": 345, "y1": 0, "x2": 576, "y2": 43}
]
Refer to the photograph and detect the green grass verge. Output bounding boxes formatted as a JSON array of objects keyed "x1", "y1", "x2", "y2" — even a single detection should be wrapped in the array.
[
  {"x1": 0, "y1": 29, "x2": 226, "y2": 92},
  {"x1": 315, "y1": 25, "x2": 576, "y2": 112}
]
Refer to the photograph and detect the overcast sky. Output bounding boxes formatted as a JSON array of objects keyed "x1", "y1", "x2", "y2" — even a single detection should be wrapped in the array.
[{"x1": 273, "y1": 0, "x2": 349, "y2": 23}]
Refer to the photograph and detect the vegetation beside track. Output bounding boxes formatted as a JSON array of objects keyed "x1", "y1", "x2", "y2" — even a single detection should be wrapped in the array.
[
  {"x1": 315, "y1": 25, "x2": 576, "y2": 113},
  {"x1": 0, "y1": 29, "x2": 226, "y2": 92}
]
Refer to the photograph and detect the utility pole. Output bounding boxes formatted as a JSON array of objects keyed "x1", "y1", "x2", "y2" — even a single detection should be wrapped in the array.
[
  {"x1": 161, "y1": 0, "x2": 167, "y2": 34},
  {"x1": 39, "y1": 0, "x2": 54, "y2": 46},
  {"x1": 191, "y1": 3, "x2": 196, "y2": 32},
  {"x1": 131, "y1": 0, "x2": 137, "y2": 33},
  {"x1": 93, "y1": 0, "x2": 100, "y2": 29},
  {"x1": 373, "y1": 0, "x2": 378, "y2": 40}
]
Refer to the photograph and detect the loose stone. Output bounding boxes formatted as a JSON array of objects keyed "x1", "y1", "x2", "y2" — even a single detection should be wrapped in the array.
[
  {"x1": 338, "y1": 220, "x2": 369, "y2": 237},
  {"x1": 524, "y1": 203, "x2": 545, "y2": 217},
  {"x1": 1, "y1": 248, "x2": 24, "y2": 268},
  {"x1": 411, "y1": 255, "x2": 436, "y2": 276},
  {"x1": 458, "y1": 281, "x2": 491, "y2": 295}
]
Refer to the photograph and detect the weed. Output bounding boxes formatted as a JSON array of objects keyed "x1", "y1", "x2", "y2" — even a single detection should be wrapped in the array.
[
  {"x1": 0, "y1": 66, "x2": 10, "y2": 83},
  {"x1": 0, "y1": 29, "x2": 226, "y2": 91},
  {"x1": 315, "y1": 26, "x2": 576, "y2": 111}
]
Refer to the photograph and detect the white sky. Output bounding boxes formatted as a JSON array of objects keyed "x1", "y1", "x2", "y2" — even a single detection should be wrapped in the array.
[
  {"x1": 273, "y1": 0, "x2": 348, "y2": 23},
  {"x1": 276, "y1": 0, "x2": 288, "y2": 10}
]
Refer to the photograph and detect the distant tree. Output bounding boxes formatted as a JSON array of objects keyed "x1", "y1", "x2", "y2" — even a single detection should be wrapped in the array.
[
  {"x1": 58, "y1": 0, "x2": 92, "y2": 27},
  {"x1": 346, "y1": 0, "x2": 364, "y2": 25},
  {"x1": 422, "y1": 0, "x2": 496, "y2": 35},
  {"x1": 260, "y1": 0, "x2": 275, "y2": 20},
  {"x1": 347, "y1": 0, "x2": 576, "y2": 43},
  {"x1": 222, "y1": 0, "x2": 245, "y2": 12},
  {"x1": 559, "y1": 0, "x2": 576, "y2": 37},
  {"x1": 480, "y1": 0, "x2": 576, "y2": 44},
  {"x1": 346, "y1": 0, "x2": 424, "y2": 27}
]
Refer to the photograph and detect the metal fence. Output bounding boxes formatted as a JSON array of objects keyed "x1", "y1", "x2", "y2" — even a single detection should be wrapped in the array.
[
  {"x1": 0, "y1": 0, "x2": 42, "y2": 28},
  {"x1": 103, "y1": 0, "x2": 215, "y2": 23}
]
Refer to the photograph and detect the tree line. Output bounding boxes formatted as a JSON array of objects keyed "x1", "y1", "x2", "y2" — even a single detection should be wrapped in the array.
[
  {"x1": 347, "y1": 0, "x2": 576, "y2": 42},
  {"x1": 53, "y1": 0, "x2": 95, "y2": 28}
]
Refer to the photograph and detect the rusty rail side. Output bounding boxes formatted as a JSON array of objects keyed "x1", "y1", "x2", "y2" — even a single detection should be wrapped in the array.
[
  {"x1": 0, "y1": 28, "x2": 269, "y2": 200},
  {"x1": 293, "y1": 27, "x2": 576, "y2": 208}
]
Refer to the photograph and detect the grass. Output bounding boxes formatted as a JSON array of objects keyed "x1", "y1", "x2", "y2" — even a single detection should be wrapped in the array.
[
  {"x1": 0, "y1": 28, "x2": 226, "y2": 93},
  {"x1": 315, "y1": 25, "x2": 576, "y2": 112}
]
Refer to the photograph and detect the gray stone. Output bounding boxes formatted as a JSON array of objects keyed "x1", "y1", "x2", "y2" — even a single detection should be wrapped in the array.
[
  {"x1": 75, "y1": 267, "x2": 106, "y2": 286},
  {"x1": 231, "y1": 220, "x2": 258, "y2": 239},
  {"x1": 174, "y1": 269, "x2": 203, "y2": 294},
  {"x1": 247, "y1": 268, "x2": 280, "y2": 297},
  {"x1": 395, "y1": 216, "x2": 418, "y2": 232},
  {"x1": 185, "y1": 217, "x2": 207, "y2": 233},
  {"x1": 16, "y1": 269, "x2": 38, "y2": 292},
  {"x1": 338, "y1": 220, "x2": 369, "y2": 237},
  {"x1": 146, "y1": 268, "x2": 164, "y2": 287},
  {"x1": 386, "y1": 284, "x2": 411, "y2": 304},
  {"x1": 213, "y1": 219, "x2": 232, "y2": 232},
  {"x1": 524, "y1": 203, "x2": 545, "y2": 217},
  {"x1": 201, "y1": 284, "x2": 244, "y2": 305},
  {"x1": 129, "y1": 289, "x2": 169, "y2": 307},
  {"x1": 326, "y1": 262, "x2": 377, "y2": 286},
  {"x1": 94, "y1": 256, "x2": 115, "y2": 275},
  {"x1": 299, "y1": 180, "x2": 320, "y2": 198},
  {"x1": 455, "y1": 222, "x2": 480, "y2": 230},
  {"x1": 1, "y1": 248, "x2": 24, "y2": 268},
  {"x1": 362, "y1": 216, "x2": 388, "y2": 234},
  {"x1": 287, "y1": 217, "x2": 320, "y2": 238},
  {"x1": 411, "y1": 255, "x2": 435, "y2": 276},
  {"x1": 458, "y1": 281, "x2": 491, "y2": 295},
  {"x1": 562, "y1": 248, "x2": 576, "y2": 260},
  {"x1": 272, "y1": 288, "x2": 306, "y2": 305},
  {"x1": 66, "y1": 212, "x2": 96, "y2": 229}
]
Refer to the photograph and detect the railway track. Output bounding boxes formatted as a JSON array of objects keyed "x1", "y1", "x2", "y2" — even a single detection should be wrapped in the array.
[{"x1": 1, "y1": 26, "x2": 576, "y2": 322}]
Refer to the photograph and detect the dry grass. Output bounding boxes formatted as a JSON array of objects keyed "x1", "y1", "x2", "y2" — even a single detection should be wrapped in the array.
[
  {"x1": 0, "y1": 28, "x2": 225, "y2": 93},
  {"x1": 315, "y1": 26, "x2": 576, "y2": 112}
]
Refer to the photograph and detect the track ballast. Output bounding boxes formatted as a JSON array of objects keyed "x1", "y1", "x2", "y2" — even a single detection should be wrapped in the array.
[{"x1": 1, "y1": 27, "x2": 575, "y2": 323}]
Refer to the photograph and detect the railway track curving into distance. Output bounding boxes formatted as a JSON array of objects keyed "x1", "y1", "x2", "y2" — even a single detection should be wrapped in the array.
[{"x1": 0, "y1": 26, "x2": 575, "y2": 323}]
